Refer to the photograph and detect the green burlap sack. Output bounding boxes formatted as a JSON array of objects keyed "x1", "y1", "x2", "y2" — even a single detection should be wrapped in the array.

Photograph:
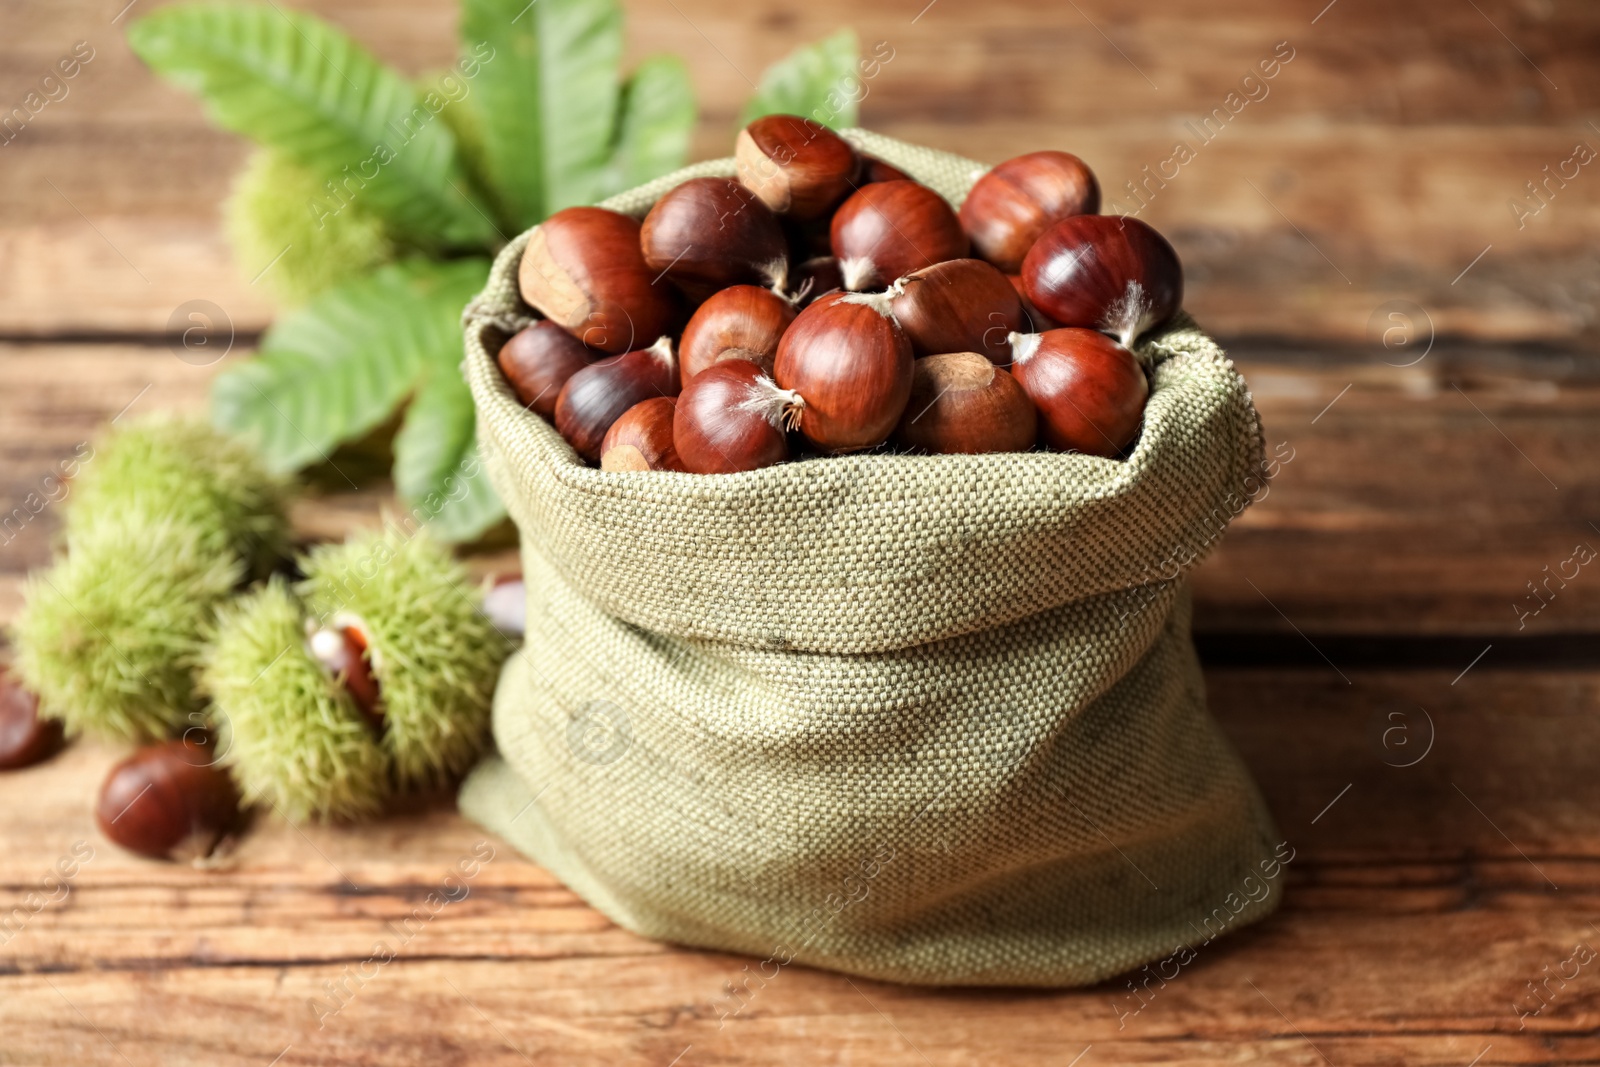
[{"x1": 458, "y1": 129, "x2": 1284, "y2": 987}]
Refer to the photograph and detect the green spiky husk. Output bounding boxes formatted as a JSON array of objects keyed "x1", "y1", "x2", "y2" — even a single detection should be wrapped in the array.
[
  {"x1": 224, "y1": 149, "x2": 396, "y2": 307},
  {"x1": 12, "y1": 518, "x2": 241, "y2": 741},
  {"x1": 302, "y1": 526, "x2": 510, "y2": 788},
  {"x1": 68, "y1": 415, "x2": 291, "y2": 578},
  {"x1": 203, "y1": 579, "x2": 390, "y2": 823}
]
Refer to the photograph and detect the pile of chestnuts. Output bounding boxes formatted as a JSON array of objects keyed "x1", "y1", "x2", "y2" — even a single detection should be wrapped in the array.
[{"x1": 499, "y1": 115, "x2": 1184, "y2": 473}]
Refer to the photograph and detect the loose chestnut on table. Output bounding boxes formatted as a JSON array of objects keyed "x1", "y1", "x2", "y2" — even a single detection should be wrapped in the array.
[
  {"x1": 894, "y1": 352, "x2": 1038, "y2": 455},
  {"x1": 1022, "y1": 215, "x2": 1182, "y2": 348},
  {"x1": 736, "y1": 114, "x2": 859, "y2": 222},
  {"x1": 96, "y1": 738, "x2": 242, "y2": 862},
  {"x1": 679, "y1": 284, "x2": 797, "y2": 380},
  {"x1": 674, "y1": 361, "x2": 800, "y2": 474},
  {"x1": 601, "y1": 397, "x2": 684, "y2": 472},
  {"x1": 774, "y1": 291, "x2": 914, "y2": 453},
  {"x1": 518, "y1": 206, "x2": 676, "y2": 354},
  {"x1": 556, "y1": 336, "x2": 680, "y2": 463},
  {"x1": 831, "y1": 180, "x2": 968, "y2": 292},
  {"x1": 0, "y1": 670, "x2": 64, "y2": 771},
  {"x1": 1008, "y1": 328, "x2": 1149, "y2": 457},
  {"x1": 498, "y1": 321, "x2": 596, "y2": 418},
  {"x1": 889, "y1": 258, "x2": 1027, "y2": 364},
  {"x1": 960, "y1": 150, "x2": 1101, "y2": 274},
  {"x1": 641, "y1": 177, "x2": 789, "y2": 299}
]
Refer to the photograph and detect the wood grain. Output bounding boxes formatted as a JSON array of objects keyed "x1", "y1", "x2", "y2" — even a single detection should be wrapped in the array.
[
  {"x1": 1, "y1": 0, "x2": 1596, "y2": 342},
  {"x1": 2, "y1": 669, "x2": 1597, "y2": 1066}
]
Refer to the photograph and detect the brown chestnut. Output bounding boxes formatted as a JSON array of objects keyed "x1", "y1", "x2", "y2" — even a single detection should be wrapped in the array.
[
  {"x1": 789, "y1": 256, "x2": 844, "y2": 307},
  {"x1": 830, "y1": 180, "x2": 968, "y2": 292},
  {"x1": 497, "y1": 321, "x2": 597, "y2": 419},
  {"x1": 518, "y1": 207, "x2": 676, "y2": 355},
  {"x1": 736, "y1": 114, "x2": 860, "y2": 222},
  {"x1": 555, "y1": 336, "x2": 679, "y2": 463},
  {"x1": 773, "y1": 291, "x2": 913, "y2": 452},
  {"x1": 893, "y1": 352, "x2": 1038, "y2": 455},
  {"x1": 1008, "y1": 274, "x2": 1062, "y2": 332},
  {"x1": 888, "y1": 258, "x2": 1027, "y2": 365},
  {"x1": 0, "y1": 670, "x2": 64, "y2": 771},
  {"x1": 679, "y1": 285, "x2": 797, "y2": 381},
  {"x1": 308, "y1": 620, "x2": 382, "y2": 731},
  {"x1": 96, "y1": 739, "x2": 241, "y2": 862},
  {"x1": 673, "y1": 361, "x2": 800, "y2": 474},
  {"x1": 1021, "y1": 215, "x2": 1183, "y2": 348},
  {"x1": 640, "y1": 177, "x2": 789, "y2": 299},
  {"x1": 1008, "y1": 328, "x2": 1148, "y2": 457},
  {"x1": 959, "y1": 151, "x2": 1100, "y2": 274},
  {"x1": 600, "y1": 397, "x2": 684, "y2": 472},
  {"x1": 858, "y1": 155, "x2": 911, "y2": 184}
]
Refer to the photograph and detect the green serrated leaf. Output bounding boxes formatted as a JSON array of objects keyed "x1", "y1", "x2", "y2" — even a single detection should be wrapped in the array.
[
  {"x1": 211, "y1": 258, "x2": 490, "y2": 474},
  {"x1": 127, "y1": 3, "x2": 496, "y2": 248},
  {"x1": 460, "y1": 0, "x2": 623, "y2": 229},
  {"x1": 593, "y1": 55, "x2": 695, "y2": 202},
  {"x1": 393, "y1": 367, "x2": 506, "y2": 543},
  {"x1": 740, "y1": 29, "x2": 861, "y2": 130}
]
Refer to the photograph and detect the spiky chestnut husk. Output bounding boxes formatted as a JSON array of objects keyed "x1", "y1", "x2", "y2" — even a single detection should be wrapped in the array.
[
  {"x1": 68, "y1": 415, "x2": 291, "y2": 579},
  {"x1": 301, "y1": 527, "x2": 512, "y2": 789},
  {"x1": 224, "y1": 149, "x2": 395, "y2": 307},
  {"x1": 202, "y1": 579, "x2": 390, "y2": 823},
  {"x1": 12, "y1": 518, "x2": 241, "y2": 742}
]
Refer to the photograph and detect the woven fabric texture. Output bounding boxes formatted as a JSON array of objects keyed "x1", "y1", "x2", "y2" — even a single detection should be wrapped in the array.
[{"x1": 459, "y1": 130, "x2": 1283, "y2": 986}]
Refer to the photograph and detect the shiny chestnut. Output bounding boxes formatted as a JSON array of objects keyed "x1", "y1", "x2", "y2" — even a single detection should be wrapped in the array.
[
  {"x1": 0, "y1": 671, "x2": 64, "y2": 771},
  {"x1": 959, "y1": 151, "x2": 1100, "y2": 273},
  {"x1": 736, "y1": 114, "x2": 859, "y2": 221},
  {"x1": 498, "y1": 321, "x2": 597, "y2": 418},
  {"x1": 600, "y1": 397, "x2": 684, "y2": 472},
  {"x1": 1008, "y1": 328, "x2": 1149, "y2": 457},
  {"x1": 893, "y1": 352, "x2": 1038, "y2": 455},
  {"x1": 830, "y1": 180, "x2": 968, "y2": 291},
  {"x1": 640, "y1": 177, "x2": 789, "y2": 299},
  {"x1": 679, "y1": 285, "x2": 797, "y2": 380},
  {"x1": 96, "y1": 739, "x2": 241, "y2": 862},
  {"x1": 555, "y1": 336, "x2": 680, "y2": 463},
  {"x1": 518, "y1": 207, "x2": 676, "y2": 354},
  {"x1": 1021, "y1": 215, "x2": 1182, "y2": 348},
  {"x1": 673, "y1": 361, "x2": 800, "y2": 474},
  {"x1": 773, "y1": 291, "x2": 913, "y2": 452},
  {"x1": 888, "y1": 258, "x2": 1027, "y2": 364}
]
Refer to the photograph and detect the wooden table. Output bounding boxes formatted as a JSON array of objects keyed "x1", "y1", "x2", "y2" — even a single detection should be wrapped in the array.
[{"x1": 3, "y1": 1, "x2": 1598, "y2": 1064}]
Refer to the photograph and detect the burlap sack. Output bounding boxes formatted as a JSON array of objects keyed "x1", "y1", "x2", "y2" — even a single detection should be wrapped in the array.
[{"x1": 458, "y1": 129, "x2": 1284, "y2": 987}]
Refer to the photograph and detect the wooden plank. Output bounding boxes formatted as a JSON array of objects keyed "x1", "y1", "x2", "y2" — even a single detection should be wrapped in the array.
[
  {"x1": 1, "y1": 669, "x2": 1597, "y2": 1065},
  {"x1": 1, "y1": 1, "x2": 1597, "y2": 341},
  {"x1": 3, "y1": 341, "x2": 1596, "y2": 637}
]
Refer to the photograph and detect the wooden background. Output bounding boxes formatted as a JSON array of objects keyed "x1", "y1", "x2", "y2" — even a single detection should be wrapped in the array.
[{"x1": 2, "y1": 0, "x2": 1598, "y2": 1063}]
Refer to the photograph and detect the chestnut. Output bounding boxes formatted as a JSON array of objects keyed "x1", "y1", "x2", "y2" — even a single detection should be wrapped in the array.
[
  {"x1": 830, "y1": 180, "x2": 968, "y2": 291},
  {"x1": 679, "y1": 285, "x2": 797, "y2": 381},
  {"x1": 600, "y1": 396, "x2": 684, "y2": 472},
  {"x1": 736, "y1": 114, "x2": 859, "y2": 222},
  {"x1": 0, "y1": 671, "x2": 64, "y2": 771},
  {"x1": 789, "y1": 256, "x2": 844, "y2": 307},
  {"x1": 518, "y1": 207, "x2": 676, "y2": 354},
  {"x1": 858, "y1": 155, "x2": 912, "y2": 184},
  {"x1": 1008, "y1": 328, "x2": 1148, "y2": 457},
  {"x1": 773, "y1": 291, "x2": 913, "y2": 453},
  {"x1": 308, "y1": 621, "x2": 383, "y2": 731},
  {"x1": 1008, "y1": 273, "x2": 1062, "y2": 332},
  {"x1": 640, "y1": 177, "x2": 789, "y2": 299},
  {"x1": 96, "y1": 739, "x2": 241, "y2": 862},
  {"x1": 555, "y1": 336, "x2": 679, "y2": 463},
  {"x1": 1021, "y1": 215, "x2": 1182, "y2": 348},
  {"x1": 497, "y1": 321, "x2": 597, "y2": 418},
  {"x1": 673, "y1": 361, "x2": 800, "y2": 474},
  {"x1": 888, "y1": 258, "x2": 1027, "y2": 365},
  {"x1": 893, "y1": 352, "x2": 1038, "y2": 455},
  {"x1": 482, "y1": 574, "x2": 526, "y2": 638},
  {"x1": 959, "y1": 151, "x2": 1100, "y2": 273}
]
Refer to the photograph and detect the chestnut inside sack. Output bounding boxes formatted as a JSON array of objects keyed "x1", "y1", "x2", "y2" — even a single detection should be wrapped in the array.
[{"x1": 459, "y1": 129, "x2": 1281, "y2": 989}]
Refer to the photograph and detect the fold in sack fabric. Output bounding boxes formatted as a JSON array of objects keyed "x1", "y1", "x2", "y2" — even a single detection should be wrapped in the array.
[{"x1": 459, "y1": 129, "x2": 1285, "y2": 987}]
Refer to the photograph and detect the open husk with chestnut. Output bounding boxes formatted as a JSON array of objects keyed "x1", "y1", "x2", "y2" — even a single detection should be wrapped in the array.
[{"x1": 459, "y1": 127, "x2": 1282, "y2": 988}]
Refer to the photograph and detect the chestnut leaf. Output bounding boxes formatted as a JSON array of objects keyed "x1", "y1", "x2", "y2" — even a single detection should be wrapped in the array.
[
  {"x1": 127, "y1": 4, "x2": 496, "y2": 249},
  {"x1": 211, "y1": 258, "x2": 502, "y2": 542},
  {"x1": 738, "y1": 29, "x2": 862, "y2": 132},
  {"x1": 592, "y1": 55, "x2": 697, "y2": 203}
]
